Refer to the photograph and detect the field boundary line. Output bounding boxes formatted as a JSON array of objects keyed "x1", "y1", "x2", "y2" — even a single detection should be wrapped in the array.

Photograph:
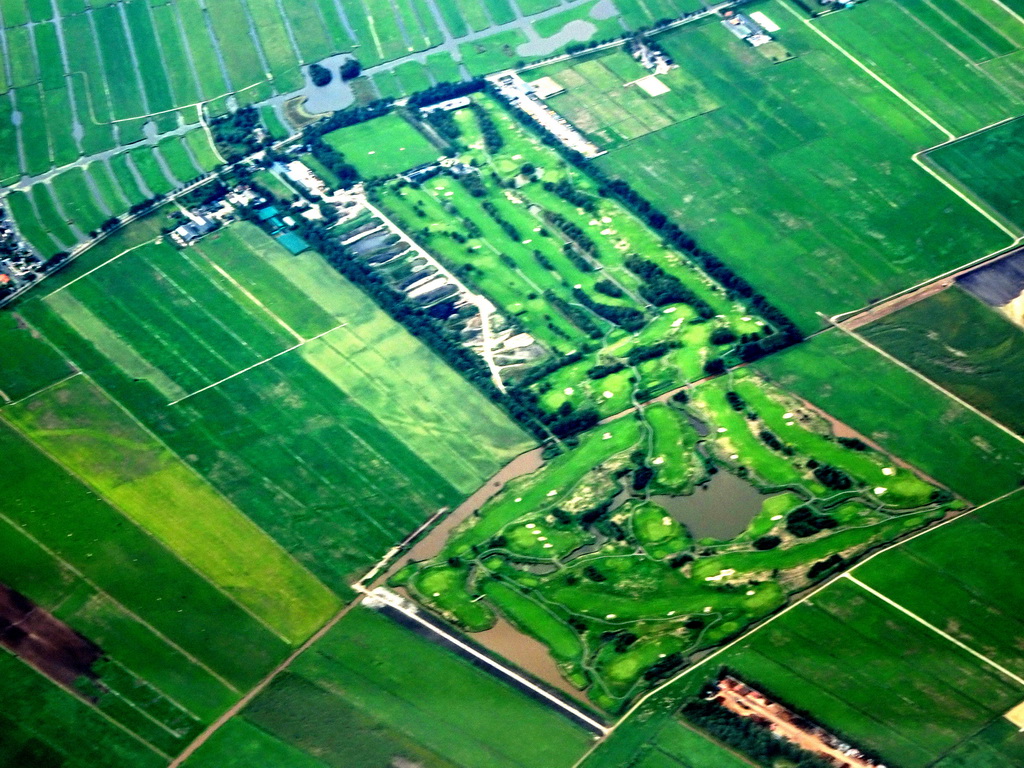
[
  {"x1": 0, "y1": 404, "x2": 293, "y2": 647},
  {"x1": 990, "y1": 0, "x2": 1024, "y2": 27},
  {"x1": 190, "y1": 249, "x2": 305, "y2": 343},
  {"x1": 843, "y1": 573, "x2": 1024, "y2": 686},
  {"x1": 823, "y1": 317, "x2": 1024, "y2": 446},
  {"x1": 168, "y1": 321, "x2": 348, "y2": 406},
  {"x1": 2, "y1": 371, "x2": 83, "y2": 408},
  {"x1": 912, "y1": 152, "x2": 1021, "y2": 239},
  {"x1": 0, "y1": 504, "x2": 242, "y2": 695},
  {"x1": 778, "y1": 0, "x2": 956, "y2": 141},
  {"x1": 166, "y1": 597, "x2": 365, "y2": 768},
  {"x1": 46, "y1": 237, "x2": 160, "y2": 297},
  {"x1": 0, "y1": 648, "x2": 173, "y2": 761}
]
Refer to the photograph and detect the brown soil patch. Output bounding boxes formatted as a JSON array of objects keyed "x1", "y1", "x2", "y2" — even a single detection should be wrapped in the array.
[
  {"x1": 0, "y1": 583, "x2": 100, "y2": 686},
  {"x1": 841, "y1": 278, "x2": 956, "y2": 331}
]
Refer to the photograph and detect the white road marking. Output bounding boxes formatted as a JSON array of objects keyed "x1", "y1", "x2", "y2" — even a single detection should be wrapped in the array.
[
  {"x1": 843, "y1": 573, "x2": 1024, "y2": 687},
  {"x1": 47, "y1": 238, "x2": 158, "y2": 297},
  {"x1": 168, "y1": 323, "x2": 347, "y2": 406},
  {"x1": 194, "y1": 251, "x2": 305, "y2": 343}
]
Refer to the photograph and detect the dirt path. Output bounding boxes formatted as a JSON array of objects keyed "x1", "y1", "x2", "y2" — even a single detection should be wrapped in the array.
[{"x1": 166, "y1": 597, "x2": 362, "y2": 768}]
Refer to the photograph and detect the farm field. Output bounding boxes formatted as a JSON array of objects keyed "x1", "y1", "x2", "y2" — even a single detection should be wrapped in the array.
[
  {"x1": 528, "y1": 48, "x2": 718, "y2": 148},
  {"x1": 11, "y1": 221, "x2": 531, "y2": 596},
  {"x1": 926, "y1": 116, "x2": 1024, "y2": 232},
  {"x1": 757, "y1": 330, "x2": 1024, "y2": 504},
  {"x1": 181, "y1": 607, "x2": 595, "y2": 768},
  {"x1": 815, "y1": 0, "x2": 1024, "y2": 136},
  {"x1": 595, "y1": 9, "x2": 1011, "y2": 333},
  {"x1": 394, "y1": 367, "x2": 954, "y2": 712},
  {"x1": 862, "y1": 286, "x2": 1024, "y2": 436}
]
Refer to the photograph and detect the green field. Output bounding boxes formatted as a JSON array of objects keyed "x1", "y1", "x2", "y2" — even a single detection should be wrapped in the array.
[
  {"x1": 863, "y1": 287, "x2": 1024, "y2": 436},
  {"x1": 816, "y1": 0, "x2": 1024, "y2": 136},
  {"x1": 530, "y1": 48, "x2": 718, "y2": 148},
  {"x1": 4, "y1": 374, "x2": 340, "y2": 644},
  {"x1": 757, "y1": 331, "x2": 1024, "y2": 503},
  {"x1": 926, "y1": 116, "x2": 1024, "y2": 231},
  {"x1": 323, "y1": 112, "x2": 440, "y2": 177},
  {"x1": 596, "y1": 8, "x2": 1011, "y2": 333},
  {"x1": 13, "y1": 222, "x2": 530, "y2": 594},
  {"x1": 183, "y1": 607, "x2": 594, "y2": 768}
]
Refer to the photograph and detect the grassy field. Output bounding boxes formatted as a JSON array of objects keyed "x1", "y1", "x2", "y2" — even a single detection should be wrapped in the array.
[
  {"x1": 529, "y1": 48, "x2": 717, "y2": 148},
  {"x1": 926, "y1": 116, "x2": 1024, "y2": 231},
  {"x1": 757, "y1": 331, "x2": 1024, "y2": 503},
  {"x1": 14, "y1": 222, "x2": 529, "y2": 593},
  {"x1": 862, "y1": 286, "x2": 1024, "y2": 436},
  {"x1": 3, "y1": 374, "x2": 340, "y2": 644},
  {"x1": 183, "y1": 607, "x2": 595, "y2": 768},
  {"x1": 815, "y1": 0, "x2": 1024, "y2": 136},
  {"x1": 0, "y1": 418, "x2": 290, "y2": 747},
  {"x1": 596, "y1": 9, "x2": 1010, "y2": 333},
  {"x1": 323, "y1": 112, "x2": 440, "y2": 177}
]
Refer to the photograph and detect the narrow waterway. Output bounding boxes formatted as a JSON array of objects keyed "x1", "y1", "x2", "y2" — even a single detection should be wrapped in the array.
[{"x1": 375, "y1": 446, "x2": 546, "y2": 586}]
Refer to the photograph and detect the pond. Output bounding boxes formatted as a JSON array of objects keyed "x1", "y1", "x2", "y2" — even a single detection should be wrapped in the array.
[{"x1": 648, "y1": 469, "x2": 775, "y2": 541}]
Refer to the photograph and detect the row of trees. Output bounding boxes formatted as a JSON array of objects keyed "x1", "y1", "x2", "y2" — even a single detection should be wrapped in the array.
[
  {"x1": 486, "y1": 81, "x2": 803, "y2": 362},
  {"x1": 241, "y1": 177, "x2": 603, "y2": 441},
  {"x1": 682, "y1": 697, "x2": 835, "y2": 768}
]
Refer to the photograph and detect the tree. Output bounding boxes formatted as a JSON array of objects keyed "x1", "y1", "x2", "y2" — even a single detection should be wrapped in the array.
[
  {"x1": 309, "y1": 63, "x2": 332, "y2": 87},
  {"x1": 340, "y1": 58, "x2": 362, "y2": 80}
]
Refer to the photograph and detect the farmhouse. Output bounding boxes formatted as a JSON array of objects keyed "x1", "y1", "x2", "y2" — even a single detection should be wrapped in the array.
[{"x1": 721, "y1": 11, "x2": 773, "y2": 47}]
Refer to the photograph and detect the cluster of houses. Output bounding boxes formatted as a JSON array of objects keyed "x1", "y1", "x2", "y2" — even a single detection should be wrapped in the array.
[{"x1": 0, "y1": 209, "x2": 46, "y2": 304}]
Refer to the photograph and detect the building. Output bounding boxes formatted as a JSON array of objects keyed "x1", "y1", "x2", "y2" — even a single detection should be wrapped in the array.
[
  {"x1": 721, "y1": 11, "x2": 773, "y2": 47},
  {"x1": 284, "y1": 161, "x2": 328, "y2": 197},
  {"x1": 419, "y1": 96, "x2": 471, "y2": 114},
  {"x1": 170, "y1": 214, "x2": 217, "y2": 246}
]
